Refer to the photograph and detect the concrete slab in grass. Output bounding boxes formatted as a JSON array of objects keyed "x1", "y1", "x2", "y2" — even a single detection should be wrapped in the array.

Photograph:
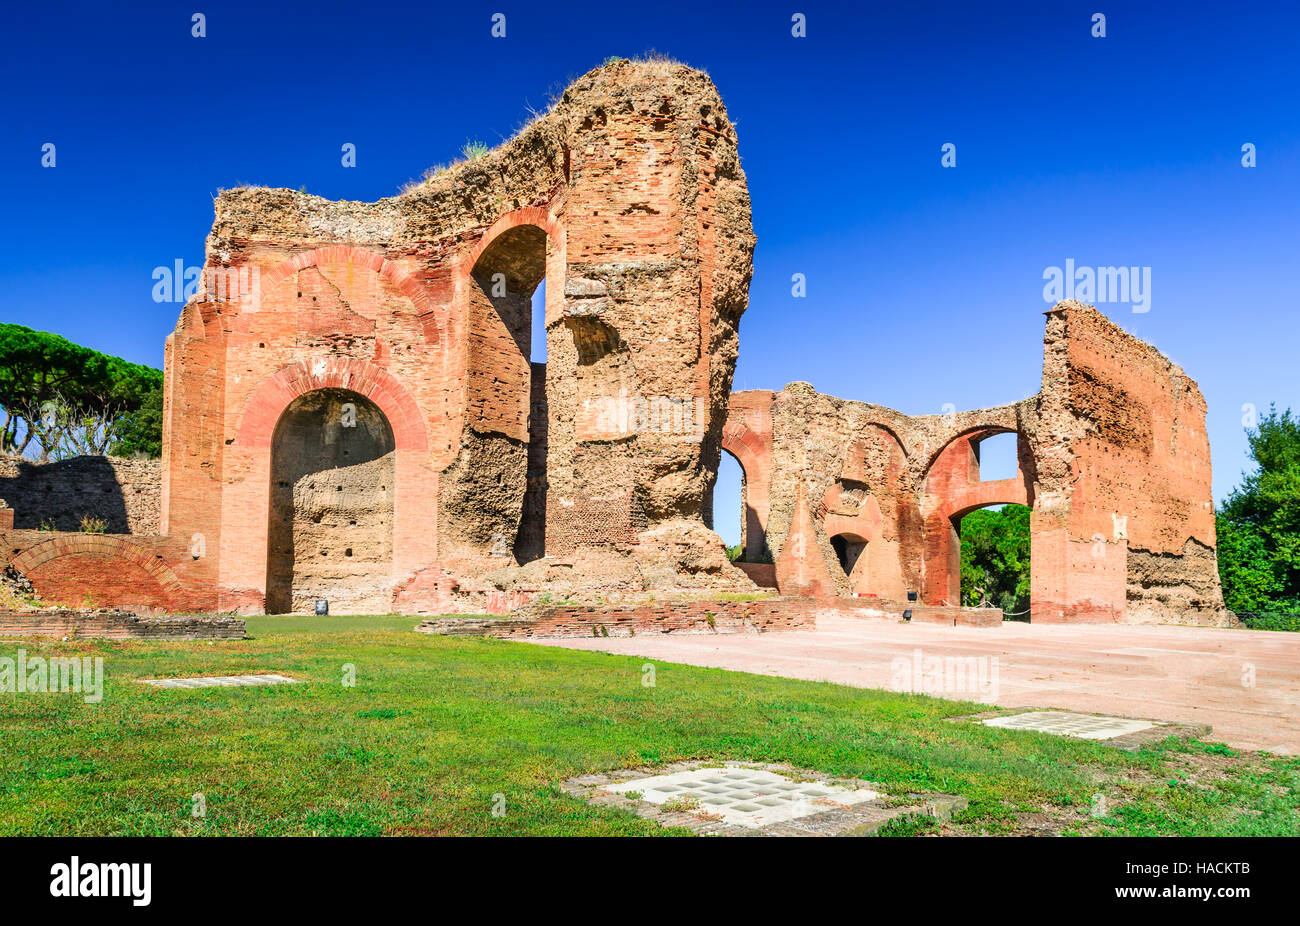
[
  {"x1": 970, "y1": 709, "x2": 1211, "y2": 751},
  {"x1": 564, "y1": 760, "x2": 966, "y2": 836},
  {"x1": 138, "y1": 673, "x2": 300, "y2": 689}
]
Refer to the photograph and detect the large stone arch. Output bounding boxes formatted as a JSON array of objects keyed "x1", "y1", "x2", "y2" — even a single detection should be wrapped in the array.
[
  {"x1": 920, "y1": 426, "x2": 1034, "y2": 606},
  {"x1": 218, "y1": 358, "x2": 435, "y2": 613},
  {"x1": 442, "y1": 207, "x2": 566, "y2": 566},
  {"x1": 233, "y1": 358, "x2": 429, "y2": 452},
  {"x1": 721, "y1": 417, "x2": 772, "y2": 561},
  {"x1": 265, "y1": 388, "x2": 396, "y2": 614}
]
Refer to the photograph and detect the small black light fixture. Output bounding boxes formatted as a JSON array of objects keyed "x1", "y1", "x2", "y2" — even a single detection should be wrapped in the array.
[
  {"x1": 907, "y1": 590, "x2": 918, "y2": 602},
  {"x1": 314, "y1": 599, "x2": 329, "y2": 616},
  {"x1": 902, "y1": 609, "x2": 913, "y2": 621}
]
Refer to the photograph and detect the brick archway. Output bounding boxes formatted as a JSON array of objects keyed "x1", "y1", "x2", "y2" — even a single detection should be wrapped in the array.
[
  {"x1": 234, "y1": 358, "x2": 429, "y2": 452},
  {"x1": 452, "y1": 206, "x2": 566, "y2": 561},
  {"x1": 721, "y1": 419, "x2": 772, "y2": 561},
  {"x1": 922, "y1": 428, "x2": 1034, "y2": 606},
  {"x1": 219, "y1": 359, "x2": 436, "y2": 613},
  {"x1": 13, "y1": 535, "x2": 185, "y2": 609},
  {"x1": 460, "y1": 207, "x2": 565, "y2": 277}
]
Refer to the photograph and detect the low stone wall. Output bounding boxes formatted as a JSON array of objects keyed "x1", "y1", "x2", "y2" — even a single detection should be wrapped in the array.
[
  {"x1": 816, "y1": 597, "x2": 1002, "y2": 627},
  {"x1": 906, "y1": 605, "x2": 1003, "y2": 628},
  {"x1": 0, "y1": 609, "x2": 245, "y2": 640},
  {"x1": 417, "y1": 597, "x2": 817, "y2": 639},
  {"x1": 0, "y1": 456, "x2": 161, "y2": 534},
  {"x1": 415, "y1": 596, "x2": 1005, "y2": 638}
]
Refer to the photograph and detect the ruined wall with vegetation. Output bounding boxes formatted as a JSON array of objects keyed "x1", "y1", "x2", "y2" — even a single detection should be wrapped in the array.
[
  {"x1": 723, "y1": 301, "x2": 1231, "y2": 626},
  {"x1": 0, "y1": 60, "x2": 756, "y2": 616}
]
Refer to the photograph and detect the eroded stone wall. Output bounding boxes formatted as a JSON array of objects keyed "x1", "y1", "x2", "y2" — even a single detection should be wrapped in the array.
[
  {"x1": 0, "y1": 456, "x2": 161, "y2": 534},
  {"x1": 3, "y1": 64, "x2": 1226, "y2": 628},
  {"x1": 726, "y1": 301, "x2": 1232, "y2": 626},
  {"x1": 141, "y1": 59, "x2": 756, "y2": 613}
]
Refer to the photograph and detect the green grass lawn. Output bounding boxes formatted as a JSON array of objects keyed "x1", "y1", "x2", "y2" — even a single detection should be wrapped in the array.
[{"x1": 1, "y1": 615, "x2": 1296, "y2": 836}]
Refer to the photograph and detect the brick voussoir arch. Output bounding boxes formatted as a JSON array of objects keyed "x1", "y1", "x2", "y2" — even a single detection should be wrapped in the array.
[
  {"x1": 921, "y1": 422, "x2": 1021, "y2": 478},
  {"x1": 234, "y1": 359, "x2": 430, "y2": 451},
  {"x1": 924, "y1": 425, "x2": 1033, "y2": 519},
  {"x1": 13, "y1": 535, "x2": 186, "y2": 594},
  {"x1": 259, "y1": 245, "x2": 446, "y2": 343},
  {"x1": 461, "y1": 206, "x2": 564, "y2": 275},
  {"x1": 262, "y1": 245, "x2": 433, "y2": 312},
  {"x1": 721, "y1": 422, "x2": 768, "y2": 474},
  {"x1": 943, "y1": 483, "x2": 1031, "y2": 521}
]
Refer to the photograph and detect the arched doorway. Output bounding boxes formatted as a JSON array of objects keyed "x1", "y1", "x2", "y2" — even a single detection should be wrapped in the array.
[
  {"x1": 956, "y1": 503, "x2": 1032, "y2": 619},
  {"x1": 458, "y1": 221, "x2": 550, "y2": 563},
  {"x1": 265, "y1": 388, "x2": 395, "y2": 614},
  {"x1": 712, "y1": 449, "x2": 745, "y2": 558},
  {"x1": 920, "y1": 426, "x2": 1033, "y2": 608},
  {"x1": 829, "y1": 532, "x2": 870, "y2": 594}
]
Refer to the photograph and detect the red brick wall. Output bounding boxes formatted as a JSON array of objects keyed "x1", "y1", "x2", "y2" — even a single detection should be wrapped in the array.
[
  {"x1": 147, "y1": 62, "x2": 754, "y2": 614},
  {"x1": 2, "y1": 530, "x2": 204, "y2": 612},
  {"x1": 736, "y1": 562, "x2": 777, "y2": 588},
  {"x1": 731, "y1": 302, "x2": 1228, "y2": 626}
]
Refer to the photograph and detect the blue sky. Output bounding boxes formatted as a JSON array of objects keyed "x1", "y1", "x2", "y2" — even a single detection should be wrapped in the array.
[{"x1": 4, "y1": 1, "x2": 1297, "y2": 546}]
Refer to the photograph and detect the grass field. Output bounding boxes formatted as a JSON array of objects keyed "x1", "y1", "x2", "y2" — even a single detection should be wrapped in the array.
[{"x1": 1, "y1": 615, "x2": 1297, "y2": 836}]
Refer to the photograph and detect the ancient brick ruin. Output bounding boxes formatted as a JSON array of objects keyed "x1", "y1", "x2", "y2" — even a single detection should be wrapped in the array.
[
  {"x1": 723, "y1": 301, "x2": 1228, "y2": 625},
  {"x1": 0, "y1": 61, "x2": 1231, "y2": 625}
]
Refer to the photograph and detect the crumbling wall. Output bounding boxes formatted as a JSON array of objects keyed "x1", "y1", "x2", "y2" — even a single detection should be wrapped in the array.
[
  {"x1": 0, "y1": 456, "x2": 161, "y2": 534},
  {"x1": 140, "y1": 59, "x2": 756, "y2": 613},
  {"x1": 725, "y1": 301, "x2": 1231, "y2": 626},
  {"x1": 1049, "y1": 303, "x2": 1224, "y2": 623}
]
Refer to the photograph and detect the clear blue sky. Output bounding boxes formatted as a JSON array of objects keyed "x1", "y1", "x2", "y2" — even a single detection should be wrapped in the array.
[{"x1": 4, "y1": 1, "x2": 1296, "y2": 546}]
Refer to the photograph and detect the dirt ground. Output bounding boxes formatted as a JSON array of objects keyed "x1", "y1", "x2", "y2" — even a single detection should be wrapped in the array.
[{"x1": 536, "y1": 616, "x2": 1300, "y2": 754}]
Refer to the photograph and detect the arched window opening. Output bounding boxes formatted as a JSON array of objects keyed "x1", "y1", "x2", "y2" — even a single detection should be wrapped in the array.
[
  {"x1": 976, "y1": 431, "x2": 1019, "y2": 482},
  {"x1": 830, "y1": 532, "x2": 870, "y2": 594},
  {"x1": 465, "y1": 223, "x2": 550, "y2": 563}
]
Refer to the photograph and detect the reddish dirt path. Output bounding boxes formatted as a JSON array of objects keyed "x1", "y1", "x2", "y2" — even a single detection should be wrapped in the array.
[{"x1": 534, "y1": 617, "x2": 1300, "y2": 754}]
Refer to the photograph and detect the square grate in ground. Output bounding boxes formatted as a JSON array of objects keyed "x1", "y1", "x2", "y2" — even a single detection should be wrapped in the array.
[{"x1": 606, "y1": 765, "x2": 880, "y2": 828}]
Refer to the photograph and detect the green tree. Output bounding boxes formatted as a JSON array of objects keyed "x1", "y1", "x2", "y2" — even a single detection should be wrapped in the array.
[
  {"x1": 1217, "y1": 406, "x2": 1300, "y2": 612},
  {"x1": 960, "y1": 504, "x2": 1030, "y2": 613},
  {"x1": 0, "y1": 323, "x2": 162, "y2": 460},
  {"x1": 108, "y1": 384, "x2": 164, "y2": 458}
]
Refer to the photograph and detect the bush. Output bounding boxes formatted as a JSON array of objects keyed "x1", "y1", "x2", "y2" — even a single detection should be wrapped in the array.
[{"x1": 1236, "y1": 612, "x2": 1300, "y2": 632}]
